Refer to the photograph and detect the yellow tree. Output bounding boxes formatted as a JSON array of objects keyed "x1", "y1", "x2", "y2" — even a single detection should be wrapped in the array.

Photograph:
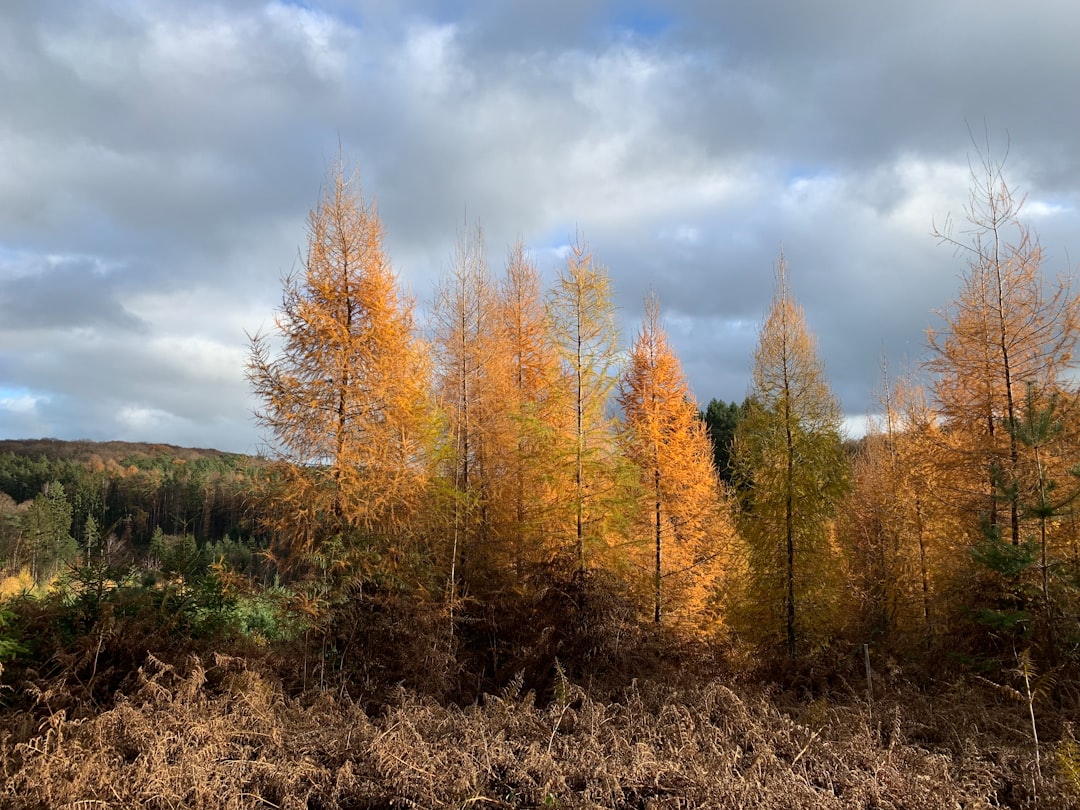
[
  {"x1": 432, "y1": 223, "x2": 517, "y2": 589},
  {"x1": 619, "y1": 293, "x2": 731, "y2": 627},
  {"x1": 842, "y1": 369, "x2": 957, "y2": 644},
  {"x1": 732, "y1": 253, "x2": 849, "y2": 659},
  {"x1": 496, "y1": 240, "x2": 567, "y2": 569},
  {"x1": 247, "y1": 162, "x2": 434, "y2": 560},
  {"x1": 927, "y1": 148, "x2": 1079, "y2": 547},
  {"x1": 548, "y1": 238, "x2": 625, "y2": 574}
]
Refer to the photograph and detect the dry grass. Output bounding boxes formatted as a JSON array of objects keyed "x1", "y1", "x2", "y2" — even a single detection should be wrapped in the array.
[{"x1": 2, "y1": 653, "x2": 1077, "y2": 809}]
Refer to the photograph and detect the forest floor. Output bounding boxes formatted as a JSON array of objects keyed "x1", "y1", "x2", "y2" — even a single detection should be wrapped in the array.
[{"x1": 2, "y1": 651, "x2": 1078, "y2": 809}]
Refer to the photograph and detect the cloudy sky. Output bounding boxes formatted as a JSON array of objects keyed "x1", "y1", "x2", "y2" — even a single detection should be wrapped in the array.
[{"x1": 2, "y1": 0, "x2": 1079, "y2": 454}]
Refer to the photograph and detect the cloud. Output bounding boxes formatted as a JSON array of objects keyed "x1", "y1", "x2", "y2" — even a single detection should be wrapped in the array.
[{"x1": 3, "y1": 0, "x2": 1080, "y2": 450}]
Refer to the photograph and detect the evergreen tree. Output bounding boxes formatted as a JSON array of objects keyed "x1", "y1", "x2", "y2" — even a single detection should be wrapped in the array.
[
  {"x1": 21, "y1": 481, "x2": 76, "y2": 585},
  {"x1": 701, "y1": 398, "x2": 745, "y2": 485}
]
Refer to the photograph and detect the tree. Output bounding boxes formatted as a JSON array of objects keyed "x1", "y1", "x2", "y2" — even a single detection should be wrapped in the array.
[
  {"x1": 247, "y1": 160, "x2": 435, "y2": 560},
  {"x1": 731, "y1": 253, "x2": 849, "y2": 659},
  {"x1": 432, "y1": 222, "x2": 515, "y2": 591},
  {"x1": 619, "y1": 293, "x2": 732, "y2": 627},
  {"x1": 701, "y1": 398, "x2": 747, "y2": 485},
  {"x1": 496, "y1": 240, "x2": 567, "y2": 570},
  {"x1": 21, "y1": 481, "x2": 76, "y2": 585},
  {"x1": 981, "y1": 382, "x2": 1080, "y2": 660},
  {"x1": 547, "y1": 237, "x2": 625, "y2": 574},
  {"x1": 841, "y1": 368, "x2": 953, "y2": 644},
  {"x1": 925, "y1": 145, "x2": 1080, "y2": 667},
  {"x1": 927, "y1": 145, "x2": 1080, "y2": 547}
]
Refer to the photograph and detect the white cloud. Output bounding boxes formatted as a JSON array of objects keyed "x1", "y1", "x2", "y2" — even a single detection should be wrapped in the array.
[{"x1": 0, "y1": 391, "x2": 46, "y2": 415}]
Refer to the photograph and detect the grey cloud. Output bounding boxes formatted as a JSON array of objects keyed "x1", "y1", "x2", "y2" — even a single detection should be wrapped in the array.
[
  {"x1": 4, "y1": 0, "x2": 1080, "y2": 449},
  {"x1": 0, "y1": 255, "x2": 146, "y2": 332}
]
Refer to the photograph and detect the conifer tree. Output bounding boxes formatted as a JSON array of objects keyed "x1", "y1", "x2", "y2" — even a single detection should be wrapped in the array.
[
  {"x1": 432, "y1": 223, "x2": 516, "y2": 587},
  {"x1": 619, "y1": 293, "x2": 731, "y2": 627},
  {"x1": 926, "y1": 148, "x2": 1080, "y2": 664},
  {"x1": 732, "y1": 253, "x2": 849, "y2": 659},
  {"x1": 701, "y1": 399, "x2": 744, "y2": 485},
  {"x1": 842, "y1": 369, "x2": 951, "y2": 643},
  {"x1": 548, "y1": 238, "x2": 624, "y2": 574},
  {"x1": 21, "y1": 481, "x2": 76, "y2": 585},
  {"x1": 247, "y1": 161, "x2": 434, "y2": 560},
  {"x1": 496, "y1": 241, "x2": 566, "y2": 569},
  {"x1": 927, "y1": 148, "x2": 1079, "y2": 547}
]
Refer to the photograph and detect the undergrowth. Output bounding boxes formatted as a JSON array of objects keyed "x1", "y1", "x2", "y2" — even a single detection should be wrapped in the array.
[{"x1": 3, "y1": 652, "x2": 1078, "y2": 809}]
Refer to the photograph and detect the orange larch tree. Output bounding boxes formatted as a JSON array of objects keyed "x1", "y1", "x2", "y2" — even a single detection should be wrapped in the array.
[
  {"x1": 925, "y1": 147, "x2": 1080, "y2": 665},
  {"x1": 496, "y1": 240, "x2": 567, "y2": 570},
  {"x1": 842, "y1": 368, "x2": 956, "y2": 645},
  {"x1": 927, "y1": 148, "x2": 1079, "y2": 547},
  {"x1": 432, "y1": 223, "x2": 517, "y2": 589},
  {"x1": 247, "y1": 161, "x2": 435, "y2": 562},
  {"x1": 619, "y1": 293, "x2": 732, "y2": 628}
]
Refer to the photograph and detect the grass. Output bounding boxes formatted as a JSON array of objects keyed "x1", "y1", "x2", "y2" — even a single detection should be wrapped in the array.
[{"x1": 3, "y1": 652, "x2": 1078, "y2": 809}]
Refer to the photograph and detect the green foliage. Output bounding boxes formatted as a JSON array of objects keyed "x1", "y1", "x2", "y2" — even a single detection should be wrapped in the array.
[
  {"x1": 18, "y1": 482, "x2": 78, "y2": 585},
  {"x1": 971, "y1": 529, "x2": 1036, "y2": 581},
  {"x1": 701, "y1": 398, "x2": 744, "y2": 484},
  {"x1": 225, "y1": 586, "x2": 307, "y2": 644},
  {"x1": 0, "y1": 603, "x2": 26, "y2": 663},
  {"x1": 201, "y1": 534, "x2": 253, "y2": 573},
  {"x1": 149, "y1": 528, "x2": 199, "y2": 580},
  {"x1": 730, "y1": 258, "x2": 850, "y2": 659},
  {"x1": 968, "y1": 525, "x2": 1036, "y2": 648},
  {"x1": 0, "y1": 444, "x2": 261, "y2": 553},
  {"x1": 965, "y1": 385, "x2": 1080, "y2": 666}
]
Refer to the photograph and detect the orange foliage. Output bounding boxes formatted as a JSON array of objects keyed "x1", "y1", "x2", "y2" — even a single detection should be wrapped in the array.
[
  {"x1": 619, "y1": 293, "x2": 733, "y2": 629},
  {"x1": 547, "y1": 238, "x2": 625, "y2": 574},
  {"x1": 927, "y1": 153, "x2": 1079, "y2": 544},
  {"x1": 247, "y1": 161, "x2": 435, "y2": 556}
]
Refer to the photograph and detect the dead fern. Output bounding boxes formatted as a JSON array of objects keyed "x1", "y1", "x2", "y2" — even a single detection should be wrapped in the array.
[{"x1": 3, "y1": 657, "x2": 1080, "y2": 808}]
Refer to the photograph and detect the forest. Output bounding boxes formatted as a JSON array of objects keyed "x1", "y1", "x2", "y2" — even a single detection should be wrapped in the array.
[{"x1": 2, "y1": 153, "x2": 1080, "y2": 808}]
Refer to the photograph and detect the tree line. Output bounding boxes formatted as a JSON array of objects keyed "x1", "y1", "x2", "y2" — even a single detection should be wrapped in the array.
[
  {"x1": 244, "y1": 150, "x2": 1080, "y2": 677},
  {"x1": 3, "y1": 149, "x2": 1079, "y2": 699},
  {"x1": 0, "y1": 445, "x2": 261, "y2": 588}
]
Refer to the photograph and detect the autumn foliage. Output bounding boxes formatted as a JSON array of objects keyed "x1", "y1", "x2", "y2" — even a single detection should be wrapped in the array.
[
  {"x1": 246, "y1": 162, "x2": 435, "y2": 556},
  {"x1": 731, "y1": 255, "x2": 849, "y2": 659},
  {"x1": 8, "y1": 147, "x2": 1080, "y2": 806},
  {"x1": 619, "y1": 293, "x2": 733, "y2": 629}
]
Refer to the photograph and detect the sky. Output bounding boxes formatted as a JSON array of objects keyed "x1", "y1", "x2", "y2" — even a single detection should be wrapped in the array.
[{"x1": 2, "y1": 0, "x2": 1080, "y2": 454}]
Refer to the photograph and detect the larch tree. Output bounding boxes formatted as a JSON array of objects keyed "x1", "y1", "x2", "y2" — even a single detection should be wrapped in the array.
[
  {"x1": 927, "y1": 147, "x2": 1079, "y2": 548},
  {"x1": 547, "y1": 238, "x2": 625, "y2": 575},
  {"x1": 432, "y1": 223, "x2": 516, "y2": 589},
  {"x1": 619, "y1": 293, "x2": 732, "y2": 628},
  {"x1": 496, "y1": 240, "x2": 567, "y2": 570},
  {"x1": 842, "y1": 368, "x2": 951, "y2": 644},
  {"x1": 731, "y1": 253, "x2": 849, "y2": 659},
  {"x1": 247, "y1": 161, "x2": 435, "y2": 562}
]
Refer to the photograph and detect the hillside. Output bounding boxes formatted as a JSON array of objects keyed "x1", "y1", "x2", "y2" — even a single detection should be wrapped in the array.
[{"x1": 0, "y1": 437, "x2": 252, "y2": 465}]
